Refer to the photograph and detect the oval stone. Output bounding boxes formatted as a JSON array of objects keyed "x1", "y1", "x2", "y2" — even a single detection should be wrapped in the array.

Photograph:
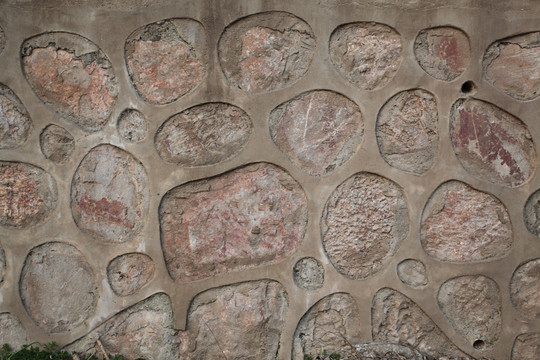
[
  {"x1": 155, "y1": 102, "x2": 252, "y2": 166},
  {"x1": 218, "y1": 11, "x2": 316, "y2": 93},
  {"x1": 159, "y1": 162, "x2": 307, "y2": 282},
  {"x1": 117, "y1": 109, "x2": 147, "y2": 143},
  {"x1": 292, "y1": 257, "x2": 324, "y2": 291},
  {"x1": 0, "y1": 162, "x2": 57, "y2": 228},
  {"x1": 107, "y1": 253, "x2": 155, "y2": 297},
  {"x1": 20, "y1": 242, "x2": 98, "y2": 333},
  {"x1": 397, "y1": 259, "x2": 428, "y2": 288},
  {"x1": 512, "y1": 333, "x2": 540, "y2": 360},
  {"x1": 39, "y1": 124, "x2": 75, "y2": 164},
  {"x1": 71, "y1": 144, "x2": 148, "y2": 243},
  {"x1": 524, "y1": 189, "x2": 540, "y2": 238},
  {"x1": 510, "y1": 259, "x2": 540, "y2": 317},
  {"x1": 125, "y1": 18, "x2": 206, "y2": 105},
  {"x1": 21, "y1": 32, "x2": 118, "y2": 132},
  {"x1": 0, "y1": 84, "x2": 32, "y2": 150},
  {"x1": 269, "y1": 90, "x2": 363, "y2": 176},
  {"x1": 450, "y1": 98, "x2": 536, "y2": 187}
]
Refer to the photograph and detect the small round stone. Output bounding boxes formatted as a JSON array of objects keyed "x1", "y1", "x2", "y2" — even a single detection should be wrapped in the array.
[
  {"x1": 510, "y1": 259, "x2": 540, "y2": 317},
  {"x1": 107, "y1": 253, "x2": 155, "y2": 297},
  {"x1": 40, "y1": 124, "x2": 75, "y2": 164},
  {"x1": 0, "y1": 83, "x2": 32, "y2": 150},
  {"x1": 397, "y1": 259, "x2": 428, "y2": 288},
  {"x1": 292, "y1": 257, "x2": 324, "y2": 290},
  {"x1": 117, "y1": 109, "x2": 147, "y2": 143},
  {"x1": 524, "y1": 189, "x2": 540, "y2": 238}
]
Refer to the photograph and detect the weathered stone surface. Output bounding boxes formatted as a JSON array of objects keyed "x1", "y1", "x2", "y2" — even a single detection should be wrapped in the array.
[
  {"x1": 0, "y1": 162, "x2": 57, "y2": 228},
  {"x1": 322, "y1": 172, "x2": 408, "y2": 279},
  {"x1": 71, "y1": 144, "x2": 148, "y2": 243},
  {"x1": 0, "y1": 26, "x2": 4, "y2": 55},
  {"x1": 397, "y1": 259, "x2": 428, "y2": 288},
  {"x1": 117, "y1": 109, "x2": 146, "y2": 143},
  {"x1": 39, "y1": 124, "x2": 75, "y2": 164},
  {"x1": 329, "y1": 22, "x2": 402, "y2": 90},
  {"x1": 372, "y1": 288, "x2": 467, "y2": 358},
  {"x1": 0, "y1": 313, "x2": 27, "y2": 350},
  {"x1": 438, "y1": 275, "x2": 501, "y2": 348},
  {"x1": 414, "y1": 26, "x2": 471, "y2": 81},
  {"x1": 376, "y1": 89, "x2": 438, "y2": 174},
  {"x1": 65, "y1": 293, "x2": 180, "y2": 360},
  {"x1": 450, "y1": 98, "x2": 536, "y2": 187},
  {"x1": 125, "y1": 18, "x2": 206, "y2": 105},
  {"x1": 421, "y1": 181, "x2": 512, "y2": 262},
  {"x1": 0, "y1": 84, "x2": 32, "y2": 150},
  {"x1": 354, "y1": 343, "x2": 426, "y2": 360},
  {"x1": 155, "y1": 102, "x2": 252, "y2": 166},
  {"x1": 160, "y1": 162, "x2": 307, "y2": 282},
  {"x1": 107, "y1": 253, "x2": 155, "y2": 297},
  {"x1": 218, "y1": 11, "x2": 316, "y2": 93},
  {"x1": 180, "y1": 280, "x2": 287, "y2": 359},
  {"x1": 269, "y1": 90, "x2": 363, "y2": 176},
  {"x1": 510, "y1": 258, "x2": 540, "y2": 317},
  {"x1": 20, "y1": 242, "x2": 98, "y2": 333},
  {"x1": 483, "y1": 32, "x2": 540, "y2": 101},
  {"x1": 293, "y1": 257, "x2": 324, "y2": 290},
  {"x1": 512, "y1": 333, "x2": 540, "y2": 360},
  {"x1": 0, "y1": 245, "x2": 5, "y2": 286},
  {"x1": 21, "y1": 32, "x2": 118, "y2": 132},
  {"x1": 523, "y1": 189, "x2": 540, "y2": 238},
  {"x1": 292, "y1": 293, "x2": 361, "y2": 360}
]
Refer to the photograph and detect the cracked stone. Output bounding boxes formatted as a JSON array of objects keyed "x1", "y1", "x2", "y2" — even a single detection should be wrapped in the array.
[
  {"x1": 0, "y1": 83, "x2": 32, "y2": 150},
  {"x1": 39, "y1": 124, "x2": 75, "y2": 164},
  {"x1": 117, "y1": 109, "x2": 147, "y2": 143},
  {"x1": 107, "y1": 253, "x2": 155, "y2": 297},
  {"x1": 397, "y1": 259, "x2": 428, "y2": 288},
  {"x1": 293, "y1": 257, "x2": 324, "y2": 291},
  {"x1": 0, "y1": 313, "x2": 27, "y2": 350},
  {"x1": 512, "y1": 333, "x2": 540, "y2": 360},
  {"x1": 510, "y1": 258, "x2": 540, "y2": 317}
]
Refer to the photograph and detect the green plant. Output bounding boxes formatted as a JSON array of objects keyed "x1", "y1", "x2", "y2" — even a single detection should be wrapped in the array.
[
  {"x1": 0, "y1": 342, "x2": 145, "y2": 360},
  {"x1": 303, "y1": 355, "x2": 314, "y2": 360},
  {"x1": 329, "y1": 353, "x2": 341, "y2": 359}
]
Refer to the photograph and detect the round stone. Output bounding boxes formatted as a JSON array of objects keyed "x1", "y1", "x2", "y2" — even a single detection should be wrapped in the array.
[
  {"x1": 397, "y1": 259, "x2": 428, "y2": 288},
  {"x1": 107, "y1": 253, "x2": 155, "y2": 297},
  {"x1": 322, "y1": 172, "x2": 408, "y2": 279},
  {"x1": 292, "y1": 257, "x2": 324, "y2": 290},
  {"x1": 523, "y1": 189, "x2": 540, "y2": 238},
  {"x1": 117, "y1": 109, "x2": 146, "y2": 143},
  {"x1": 0, "y1": 313, "x2": 27, "y2": 350},
  {"x1": 510, "y1": 258, "x2": 540, "y2": 317},
  {"x1": 0, "y1": 83, "x2": 32, "y2": 150},
  {"x1": 512, "y1": 333, "x2": 540, "y2": 360},
  {"x1": 39, "y1": 124, "x2": 75, "y2": 164}
]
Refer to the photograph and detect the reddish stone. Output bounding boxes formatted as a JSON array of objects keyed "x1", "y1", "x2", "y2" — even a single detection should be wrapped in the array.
[
  {"x1": 21, "y1": 32, "x2": 118, "y2": 132},
  {"x1": 450, "y1": 98, "x2": 536, "y2": 187},
  {"x1": 512, "y1": 333, "x2": 540, "y2": 360},
  {"x1": 107, "y1": 253, "x2": 155, "y2": 297},
  {"x1": 39, "y1": 124, "x2": 74, "y2": 164},
  {"x1": 0, "y1": 84, "x2": 32, "y2": 150},
  {"x1": 117, "y1": 109, "x2": 146, "y2": 143},
  {"x1": 510, "y1": 259, "x2": 540, "y2": 317},
  {"x1": 270, "y1": 90, "x2": 363, "y2": 175},
  {"x1": 159, "y1": 162, "x2": 307, "y2": 282},
  {"x1": 125, "y1": 19, "x2": 206, "y2": 105}
]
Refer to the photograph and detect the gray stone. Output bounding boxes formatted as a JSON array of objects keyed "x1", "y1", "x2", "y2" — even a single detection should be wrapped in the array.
[
  {"x1": 512, "y1": 333, "x2": 540, "y2": 360},
  {"x1": 117, "y1": 109, "x2": 146, "y2": 143},
  {"x1": 0, "y1": 313, "x2": 27, "y2": 350},
  {"x1": 0, "y1": 83, "x2": 32, "y2": 150},
  {"x1": 397, "y1": 259, "x2": 428, "y2": 288},
  {"x1": 510, "y1": 258, "x2": 540, "y2": 317},
  {"x1": 293, "y1": 257, "x2": 324, "y2": 290},
  {"x1": 354, "y1": 343, "x2": 427, "y2": 360},
  {"x1": 0, "y1": 26, "x2": 4, "y2": 54},
  {"x1": 39, "y1": 124, "x2": 75, "y2": 164},
  {"x1": 523, "y1": 188, "x2": 540, "y2": 238},
  {"x1": 107, "y1": 253, "x2": 155, "y2": 297},
  {"x1": 0, "y1": 245, "x2": 5, "y2": 286}
]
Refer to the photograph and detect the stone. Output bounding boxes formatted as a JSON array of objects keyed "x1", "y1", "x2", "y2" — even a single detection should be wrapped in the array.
[
  {"x1": 155, "y1": 102, "x2": 252, "y2": 166},
  {"x1": 0, "y1": 161, "x2": 57, "y2": 228},
  {"x1": 107, "y1": 253, "x2": 155, "y2": 297},
  {"x1": 0, "y1": 83, "x2": 32, "y2": 150},
  {"x1": 372, "y1": 288, "x2": 468, "y2": 359},
  {"x1": 0, "y1": 245, "x2": 5, "y2": 286},
  {"x1": 21, "y1": 32, "x2": 118, "y2": 132},
  {"x1": 512, "y1": 333, "x2": 540, "y2": 360},
  {"x1": 117, "y1": 109, "x2": 146, "y2": 143},
  {"x1": 0, "y1": 313, "x2": 27, "y2": 350},
  {"x1": 293, "y1": 257, "x2": 324, "y2": 291},
  {"x1": 483, "y1": 31, "x2": 540, "y2": 101},
  {"x1": 322, "y1": 172, "x2": 408, "y2": 279},
  {"x1": 414, "y1": 26, "x2": 471, "y2": 81},
  {"x1": 437, "y1": 275, "x2": 502, "y2": 348},
  {"x1": 354, "y1": 343, "x2": 426, "y2": 360},
  {"x1": 19, "y1": 242, "x2": 98, "y2": 333},
  {"x1": 421, "y1": 180, "x2": 512, "y2": 262},
  {"x1": 160, "y1": 162, "x2": 307, "y2": 282},
  {"x1": 65, "y1": 293, "x2": 180, "y2": 360},
  {"x1": 523, "y1": 188, "x2": 540, "y2": 238},
  {"x1": 397, "y1": 259, "x2": 428, "y2": 288},
  {"x1": 292, "y1": 293, "x2": 361, "y2": 360},
  {"x1": 269, "y1": 90, "x2": 363, "y2": 176},
  {"x1": 329, "y1": 22, "x2": 402, "y2": 90},
  {"x1": 125, "y1": 18, "x2": 206, "y2": 105},
  {"x1": 376, "y1": 89, "x2": 438, "y2": 174},
  {"x1": 39, "y1": 124, "x2": 75, "y2": 164},
  {"x1": 71, "y1": 144, "x2": 148, "y2": 243},
  {"x1": 218, "y1": 11, "x2": 316, "y2": 93},
  {"x1": 510, "y1": 258, "x2": 540, "y2": 317},
  {"x1": 450, "y1": 98, "x2": 536, "y2": 187},
  {"x1": 179, "y1": 280, "x2": 287, "y2": 359},
  {"x1": 0, "y1": 26, "x2": 4, "y2": 55}
]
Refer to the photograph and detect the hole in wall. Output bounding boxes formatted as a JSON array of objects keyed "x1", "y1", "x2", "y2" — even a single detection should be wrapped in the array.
[
  {"x1": 461, "y1": 80, "x2": 477, "y2": 95},
  {"x1": 473, "y1": 339, "x2": 485, "y2": 349}
]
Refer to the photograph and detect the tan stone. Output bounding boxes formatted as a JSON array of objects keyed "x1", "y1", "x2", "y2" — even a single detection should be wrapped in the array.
[
  {"x1": 0, "y1": 84, "x2": 32, "y2": 150},
  {"x1": 107, "y1": 253, "x2": 155, "y2": 297},
  {"x1": 39, "y1": 124, "x2": 74, "y2": 164}
]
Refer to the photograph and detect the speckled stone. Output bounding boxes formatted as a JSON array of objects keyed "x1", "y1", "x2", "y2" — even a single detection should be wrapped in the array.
[
  {"x1": 354, "y1": 343, "x2": 427, "y2": 360},
  {"x1": 0, "y1": 313, "x2": 27, "y2": 350},
  {"x1": 512, "y1": 333, "x2": 540, "y2": 360},
  {"x1": 523, "y1": 188, "x2": 540, "y2": 238},
  {"x1": 0, "y1": 26, "x2": 5, "y2": 55},
  {"x1": 397, "y1": 259, "x2": 428, "y2": 288},
  {"x1": 39, "y1": 124, "x2": 75, "y2": 164},
  {"x1": 117, "y1": 109, "x2": 147, "y2": 143},
  {"x1": 0, "y1": 84, "x2": 32, "y2": 150},
  {"x1": 510, "y1": 258, "x2": 540, "y2": 317},
  {"x1": 292, "y1": 257, "x2": 324, "y2": 290},
  {"x1": 107, "y1": 253, "x2": 155, "y2": 297}
]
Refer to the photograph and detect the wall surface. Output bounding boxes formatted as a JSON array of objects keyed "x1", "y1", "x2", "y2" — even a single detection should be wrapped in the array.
[{"x1": 1, "y1": 0, "x2": 540, "y2": 359}]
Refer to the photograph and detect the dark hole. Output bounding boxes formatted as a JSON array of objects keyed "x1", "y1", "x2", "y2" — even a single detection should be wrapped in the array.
[
  {"x1": 473, "y1": 339, "x2": 485, "y2": 349},
  {"x1": 461, "y1": 80, "x2": 476, "y2": 94}
]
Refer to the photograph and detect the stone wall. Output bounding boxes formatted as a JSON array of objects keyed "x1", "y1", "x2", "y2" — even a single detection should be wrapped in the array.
[{"x1": 0, "y1": 0, "x2": 540, "y2": 359}]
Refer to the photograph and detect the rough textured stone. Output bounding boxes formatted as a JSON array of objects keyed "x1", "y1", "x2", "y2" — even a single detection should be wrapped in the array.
[
  {"x1": 65, "y1": 293, "x2": 180, "y2": 360},
  {"x1": 155, "y1": 102, "x2": 252, "y2": 166},
  {"x1": 125, "y1": 18, "x2": 206, "y2": 105},
  {"x1": 372, "y1": 288, "x2": 468, "y2": 359},
  {"x1": 292, "y1": 293, "x2": 362, "y2": 360},
  {"x1": 376, "y1": 89, "x2": 438, "y2": 174},
  {"x1": 269, "y1": 90, "x2": 363, "y2": 176},
  {"x1": 117, "y1": 109, "x2": 146, "y2": 143},
  {"x1": 0, "y1": 26, "x2": 4, "y2": 55},
  {"x1": 0, "y1": 245, "x2": 5, "y2": 286},
  {"x1": 71, "y1": 144, "x2": 148, "y2": 243},
  {"x1": 438, "y1": 275, "x2": 502, "y2": 348},
  {"x1": 293, "y1": 257, "x2": 324, "y2": 291},
  {"x1": 107, "y1": 253, "x2": 155, "y2": 297},
  {"x1": 39, "y1": 124, "x2": 75, "y2": 164},
  {"x1": 512, "y1": 333, "x2": 540, "y2": 360},
  {"x1": 450, "y1": 98, "x2": 536, "y2": 187},
  {"x1": 180, "y1": 280, "x2": 287, "y2": 359},
  {"x1": 21, "y1": 32, "x2": 118, "y2": 132},
  {"x1": 414, "y1": 26, "x2": 471, "y2": 81},
  {"x1": 483, "y1": 32, "x2": 540, "y2": 101},
  {"x1": 523, "y1": 189, "x2": 540, "y2": 238},
  {"x1": 510, "y1": 258, "x2": 540, "y2": 317},
  {"x1": 329, "y1": 22, "x2": 402, "y2": 90},
  {"x1": 19, "y1": 242, "x2": 98, "y2": 333},
  {"x1": 322, "y1": 172, "x2": 408, "y2": 279},
  {"x1": 160, "y1": 162, "x2": 307, "y2": 282},
  {"x1": 0, "y1": 313, "x2": 27, "y2": 350},
  {"x1": 218, "y1": 11, "x2": 316, "y2": 93},
  {"x1": 0, "y1": 84, "x2": 32, "y2": 150},
  {"x1": 397, "y1": 259, "x2": 428, "y2": 288},
  {"x1": 0, "y1": 162, "x2": 57, "y2": 228},
  {"x1": 354, "y1": 343, "x2": 427, "y2": 360},
  {"x1": 421, "y1": 181, "x2": 512, "y2": 262}
]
